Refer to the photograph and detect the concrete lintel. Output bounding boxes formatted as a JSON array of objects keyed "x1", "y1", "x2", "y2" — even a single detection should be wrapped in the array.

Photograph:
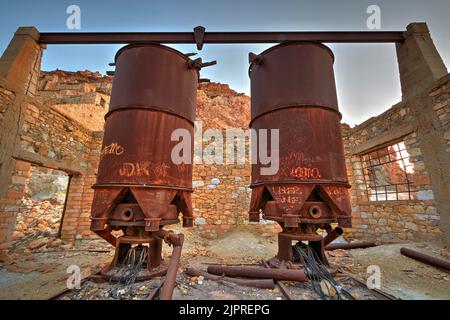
[
  {"x1": 13, "y1": 151, "x2": 85, "y2": 177},
  {"x1": 350, "y1": 124, "x2": 416, "y2": 155}
]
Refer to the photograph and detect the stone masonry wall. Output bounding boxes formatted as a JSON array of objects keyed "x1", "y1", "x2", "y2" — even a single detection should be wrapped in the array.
[
  {"x1": 8, "y1": 71, "x2": 448, "y2": 244},
  {"x1": 0, "y1": 94, "x2": 103, "y2": 243},
  {"x1": 192, "y1": 83, "x2": 279, "y2": 239},
  {"x1": 1, "y1": 23, "x2": 448, "y2": 250},
  {"x1": 343, "y1": 100, "x2": 442, "y2": 242},
  {"x1": 3, "y1": 69, "x2": 448, "y2": 244},
  {"x1": 430, "y1": 75, "x2": 450, "y2": 153},
  {"x1": 60, "y1": 131, "x2": 102, "y2": 240},
  {"x1": 37, "y1": 70, "x2": 112, "y2": 131}
]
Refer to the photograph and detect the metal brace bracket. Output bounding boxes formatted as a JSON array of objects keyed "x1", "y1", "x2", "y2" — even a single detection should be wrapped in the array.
[{"x1": 194, "y1": 26, "x2": 206, "y2": 50}]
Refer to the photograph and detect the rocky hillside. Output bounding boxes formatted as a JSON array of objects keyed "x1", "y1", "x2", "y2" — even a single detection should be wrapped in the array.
[
  {"x1": 37, "y1": 70, "x2": 250, "y2": 132},
  {"x1": 197, "y1": 82, "x2": 250, "y2": 129}
]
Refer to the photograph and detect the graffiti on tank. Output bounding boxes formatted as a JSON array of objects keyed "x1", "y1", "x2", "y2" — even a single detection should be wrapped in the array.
[
  {"x1": 290, "y1": 167, "x2": 322, "y2": 180},
  {"x1": 153, "y1": 163, "x2": 170, "y2": 179},
  {"x1": 324, "y1": 186, "x2": 348, "y2": 201},
  {"x1": 283, "y1": 152, "x2": 322, "y2": 166},
  {"x1": 272, "y1": 185, "x2": 303, "y2": 195},
  {"x1": 177, "y1": 163, "x2": 187, "y2": 175},
  {"x1": 119, "y1": 162, "x2": 170, "y2": 179},
  {"x1": 269, "y1": 185, "x2": 310, "y2": 209},
  {"x1": 101, "y1": 142, "x2": 125, "y2": 158},
  {"x1": 278, "y1": 195, "x2": 301, "y2": 204}
]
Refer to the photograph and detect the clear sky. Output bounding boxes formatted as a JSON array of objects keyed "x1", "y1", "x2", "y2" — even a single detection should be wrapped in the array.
[{"x1": 0, "y1": 0, "x2": 449, "y2": 126}]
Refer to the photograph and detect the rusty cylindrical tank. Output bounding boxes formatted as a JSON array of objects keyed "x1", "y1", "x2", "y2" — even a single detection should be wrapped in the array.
[
  {"x1": 90, "y1": 44, "x2": 198, "y2": 272},
  {"x1": 248, "y1": 42, "x2": 352, "y2": 261}
]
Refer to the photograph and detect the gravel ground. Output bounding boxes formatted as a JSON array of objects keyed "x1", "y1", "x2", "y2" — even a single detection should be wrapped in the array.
[{"x1": 1, "y1": 225, "x2": 448, "y2": 300}]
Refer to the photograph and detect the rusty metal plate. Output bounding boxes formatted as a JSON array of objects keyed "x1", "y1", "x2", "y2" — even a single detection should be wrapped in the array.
[
  {"x1": 251, "y1": 108, "x2": 348, "y2": 186},
  {"x1": 248, "y1": 42, "x2": 351, "y2": 227},
  {"x1": 267, "y1": 184, "x2": 315, "y2": 215},
  {"x1": 249, "y1": 42, "x2": 339, "y2": 121},
  {"x1": 91, "y1": 43, "x2": 196, "y2": 241},
  {"x1": 110, "y1": 43, "x2": 198, "y2": 123},
  {"x1": 95, "y1": 110, "x2": 193, "y2": 190}
]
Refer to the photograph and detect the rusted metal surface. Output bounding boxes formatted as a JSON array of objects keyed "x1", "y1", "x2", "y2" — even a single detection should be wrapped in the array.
[
  {"x1": 400, "y1": 247, "x2": 450, "y2": 271},
  {"x1": 160, "y1": 233, "x2": 184, "y2": 300},
  {"x1": 249, "y1": 42, "x2": 339, "y2": 117},
  {"x1": 38, "y1": 28, "x2": 405, "y2": 45},
  {"x1": 278, "y1": 232, "x2": 329, "y2": 266},
  {"x1": 337, "y1": 268, "x2": 399, "y2": 300},
  {"x1": 91, "y1": 43, "x2": 197, "y2": 241},
  {"x1": 325, "y1": 241, "x2": 376, "y2": 251},
  {"x1": 323, "y1": 227, "x2": 344, "y2": 247},
  {"x1": 100, "y1": 235, "x2": 168, "y2": 282},
  {"x1": 89, "y1": 44, "x2": 198, "y2": 297},
  {"x1": 262, "y1": 261, "x2": 293, "y2": 300},
  {"x1": 185, "y1": 268, "x2": 276, "y2": 289},
  {"x1": 207, "y1": 265, "x2": 308, "y2": 282},
  {"x1": 248, "y1": 42, "x2": 352, "y2": 264},
  {"x1": 147, "y1": 282, "x2": 164, "y2": 300},
  {"x1": 108, "y1": 44, "x2": 198, "y2": 122}
]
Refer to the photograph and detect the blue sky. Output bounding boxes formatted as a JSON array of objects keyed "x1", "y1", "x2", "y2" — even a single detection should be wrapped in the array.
[{"x1": 0, "y1": 0, "x2": 449, "y2": 125}]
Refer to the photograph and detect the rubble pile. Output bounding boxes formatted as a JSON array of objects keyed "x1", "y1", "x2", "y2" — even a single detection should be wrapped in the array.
[{"x1": 9, "y1": 198, "x2": 66, "y2": 252}]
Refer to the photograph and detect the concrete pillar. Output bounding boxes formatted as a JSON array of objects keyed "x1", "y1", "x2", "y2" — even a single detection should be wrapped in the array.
[
  {"x1": 0, "y1": 27, "x2": 43, "y2": 95},
  {"x1": 396, "y1": 22, "x2": 450, "y2": 244},
  {"x1": 0, "y1": 27, "x2": 43, "y2": 251},
  {"x1": 396, "y1": 23, "x2": 447, "y2": 97},
  {"x1": 0, "y1": 27, "x2": 43, "y2": 198}
]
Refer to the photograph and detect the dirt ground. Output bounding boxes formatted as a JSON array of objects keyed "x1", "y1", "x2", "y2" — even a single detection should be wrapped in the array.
[
  {"x1": 0, "y1": 226, "x2": 449, "y2": 300},
  {"x1": 334, "y1": 242, "x2": 449, "y2": 299}
]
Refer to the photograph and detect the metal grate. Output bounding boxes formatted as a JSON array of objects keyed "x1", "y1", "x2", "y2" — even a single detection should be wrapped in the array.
[{"x1": 360, "y1": 141, "x2": 416, "y2": 201}]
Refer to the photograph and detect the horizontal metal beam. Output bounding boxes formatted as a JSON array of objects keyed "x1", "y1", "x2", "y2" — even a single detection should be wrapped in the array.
[{"x1": 38, "y1": 31, "x2": 405, "y2": 45}]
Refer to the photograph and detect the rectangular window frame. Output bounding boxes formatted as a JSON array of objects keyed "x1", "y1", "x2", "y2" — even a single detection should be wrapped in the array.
[{"x1": 359, "y1": 139, "x2": 416, "y2": 202}]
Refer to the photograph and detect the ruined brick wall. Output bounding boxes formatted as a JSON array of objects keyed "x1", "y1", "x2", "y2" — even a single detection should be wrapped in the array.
[
  {"x1": 20, "y1": 78, "x2": 278, "y2": 240},
  {"x1": 0, "y1": 52, "x2": 107, "y2": 246},
  {"x1": 343, "y1": 100, "x2": 442, "y2": 242},
  {"x1": 19, "y1": 100, "x2": 94, "y2": 168},
  {"x1": 19, "y1": 72, "x2": 449, "y2": 242},
  {"x1": 59, "y1": 132, "x2": 102, "y2": 240},
  {"x1": 37, "y1": 70, "x2": 111, "y2": 131},
  {"x1": 0, "y1": 160, "x2": 31, "y2": 248},
  {"x1": 430, "y1": 75, "x2": 450, "y2": 153},
  {"x1": 7, "y1": 70, "x2": 110, "y2": 240},
  {"x1": 1, "y1": 95, "x2": 104, "y2": 242},
  {"x1": 4, "y1": 68, "x2": 448, "y2": 244},
  {"x1": 192, "y1": 83, "x2": 279, "y2": 238}
]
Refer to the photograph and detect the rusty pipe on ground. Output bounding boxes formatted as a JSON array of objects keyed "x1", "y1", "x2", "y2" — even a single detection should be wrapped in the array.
[
  {"x1": 159, "y1": 233, "x2": 185, "y2": 300},
  {"x1": 207, "y1": 265, "x2": 307, "y2": 282},
  {"x1": 400, "y1": 247, "x2": 450, "y2": 272},
  {"x1": 323, "y1": 227, "x2": 344, "y2": 247},
  {"x1": 325, "y1": 241, "x2": 376, "y2": 251},
  {"x1": 147, "y1": 282, "x2": 164, "y2": 300},
  {"x1": 185, "y1": 268, "x2": 275, "y2": 289},
  {"x1": 262, "y1": 261, "x2": 293, "y2": 300}
]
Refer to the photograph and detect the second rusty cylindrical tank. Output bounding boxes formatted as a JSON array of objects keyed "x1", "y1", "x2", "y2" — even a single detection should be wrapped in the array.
[
  {"x1": 248, "y1": 42, "x2": 352, "y2": 230},
  {"x1": 90, "y1": 43, "x2": 198, "y2": 240}
]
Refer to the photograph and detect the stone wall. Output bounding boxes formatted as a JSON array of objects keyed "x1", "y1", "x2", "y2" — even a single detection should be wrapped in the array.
[
  {"x1": 19, "y1": 99, "x2": 94, "y2": 170},
  {"x1": 0, "y1": 160, "x2": 31, "y2": 248},
  {"x1": 0, "y1": 29, "x2": 108, "y2": 247},
  {"x1": 37, "y1": 70, "x2": 111, "y2": 131},
  {"x1": 4, "y1": 70, "x2": 448, "y2": 244},
  {"x1": 430, "y1": 75, "x2": 450, "y2": 153},
  {"x1": 192, "y1": 83, "x2": 279, "y2": 238},
  {"x1": 0, "y1": 93, "x2": 103, "y2": 243},
  {"x1": 1, "y1": 23, "x2": 449, "y2": 249},
  {"x1": 342, "y1": 101, "x2": 441, "y2": 242}
]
